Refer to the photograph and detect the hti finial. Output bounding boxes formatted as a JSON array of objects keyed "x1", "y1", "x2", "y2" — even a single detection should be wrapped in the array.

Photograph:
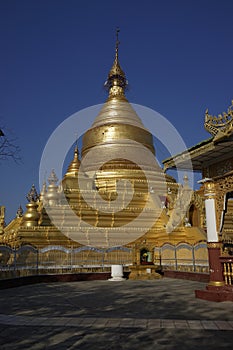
[
  {"x1": 104, "y1": 28, "x2": 127, "y2": 99},
  {"x1": 75, "y1": 132, "x2": 78, "y2": 148},
  {"x1": 116, "y1": 27, "x2": 120, "y2": 56},
  {"x1": 74, "y1": 132, "x2": 79, "y2": 157}
]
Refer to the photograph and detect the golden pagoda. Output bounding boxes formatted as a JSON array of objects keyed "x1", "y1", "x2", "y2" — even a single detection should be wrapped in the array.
[{"x1": 0, "y1": 33, "x2": 207, "y2": 278}]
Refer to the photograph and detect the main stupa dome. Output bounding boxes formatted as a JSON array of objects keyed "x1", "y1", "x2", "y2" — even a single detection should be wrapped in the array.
[
  {"x1": 61, "y1": 31, "x2": 176, "y2": 247},
  {"x1": 81, "y1": 32, "x2": 159, "y2": 179}
]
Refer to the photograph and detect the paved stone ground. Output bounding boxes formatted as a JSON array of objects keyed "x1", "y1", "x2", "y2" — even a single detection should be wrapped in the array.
[{"x1": 0, "y1": 278, "x2": 233, "y2": 349}]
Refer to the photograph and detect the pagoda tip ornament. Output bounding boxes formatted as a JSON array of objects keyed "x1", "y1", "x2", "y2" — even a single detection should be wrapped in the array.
[
  {"x1": 48, "y1": 169, "x2": 58, "y2": 185},
  {"x1": 26, "y1": 184, "x2": 39, "y2": 203},
  {"x1": 16, "y1": 205, "x2": 23, "y2": 218},
  {"x1": 104, "y1": 28, "x2": 128, "y2": 100}
]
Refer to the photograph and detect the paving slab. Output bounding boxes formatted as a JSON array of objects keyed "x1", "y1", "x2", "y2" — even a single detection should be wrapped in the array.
[{"x1": 0, "y1": 278, "x2": 233, "y2": 349}]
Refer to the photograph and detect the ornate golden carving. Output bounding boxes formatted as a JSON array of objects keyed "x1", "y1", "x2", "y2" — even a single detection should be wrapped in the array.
[
  {"x1": 215, "y1": 174, "x2": 233, "y2": 231},
  {"x1": 207, "y1": 242, "x2": 222, "y2": 249},
  {"x1": 202, "y1": 179, "x2": 216, "y2": 200},
  {"x1": 204, "y1": 157, "x2": 233, "y2": 179},
  {"x1": 191, "y1": 191, "x2": 204, "y2": 209},
  {"x1": 204, "y1": 100, "x2": 233, "y2": 138}
]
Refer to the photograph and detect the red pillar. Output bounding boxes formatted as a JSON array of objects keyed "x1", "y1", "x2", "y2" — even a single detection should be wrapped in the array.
[
  {"x1": 195, "y1": 179, "x2": 230, "y2": 301},
  {"x1": 207, "y1": 242, "x2": 224, "y2": 289}
]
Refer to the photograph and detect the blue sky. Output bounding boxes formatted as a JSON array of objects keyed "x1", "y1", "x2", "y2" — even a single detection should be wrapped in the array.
[{"x1": 1, "y1": 0, "x2": 233, "y2": 223}]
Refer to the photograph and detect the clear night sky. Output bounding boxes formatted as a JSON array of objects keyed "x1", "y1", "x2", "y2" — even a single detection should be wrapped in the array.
[{"x1": 1, "y1": 0, "x2": 233, "y2": 223}]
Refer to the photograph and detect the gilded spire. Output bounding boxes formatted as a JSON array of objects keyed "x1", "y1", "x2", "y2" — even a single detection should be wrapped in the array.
[
  {"x1": 46, "y1": 170, "x2": 59, "y2": 206},
  {"x1": 104, "y1": 28, "x2": 128, "y2": 100},
  {"x1": 65, "y1": 145, "x2": 80, "y2": 177},
  {"x1": 23, "y1": 185, "x2": 40, "y2": 227}
]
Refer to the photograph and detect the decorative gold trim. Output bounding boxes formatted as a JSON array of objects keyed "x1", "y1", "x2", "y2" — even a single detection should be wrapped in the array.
[
  {"x1": 205, "y1": 194, "x2": 216, "y2": 200},
  {"x1": 208, "y1": 281, "x2": 225, "y2": 287},
  {"x1": 203, "y1": 180, "x2": 216, "y2": 199},
  {"x1": 207, "y1": 242, "x2": 222, "y2": 249}
]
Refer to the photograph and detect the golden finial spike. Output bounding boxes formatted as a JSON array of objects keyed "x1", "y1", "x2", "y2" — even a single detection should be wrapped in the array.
[
  {"x1": 74, "y1": 132, "x2": 78, "y2": 149},
  {"x1": 104, "y1": 28, "x2": 128, "y2": 100},
  {"x1": 116, "y1": 27, "x2": 120, "y2": 58}
]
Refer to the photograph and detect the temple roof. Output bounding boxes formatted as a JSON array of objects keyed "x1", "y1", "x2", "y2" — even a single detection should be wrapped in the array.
[{"x1": 163, "y1": 100, "x2": 233, "y2": 172}]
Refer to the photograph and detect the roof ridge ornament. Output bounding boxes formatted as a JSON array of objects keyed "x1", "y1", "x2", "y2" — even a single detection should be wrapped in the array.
[
  {"x1": 204, "y1": 100, "x2": 233, "y2": 139},
  {"x1": 104, "y1": 28, "x2": 128, "y2": 100}
]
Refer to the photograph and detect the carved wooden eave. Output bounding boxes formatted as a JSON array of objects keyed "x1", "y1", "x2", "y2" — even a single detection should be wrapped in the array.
[
  {"x1": 163, "y1": 100, "x2": 233, "y2": 236},
  {"x1": 163, "y1": 100, "x2": 233, "y2": 174},
  {"x1": 163, "y1": 137, "x2": 213, "y2": 172},
  {"x1": 163, "y1": 134, "x2": 233, "y2": 174}
]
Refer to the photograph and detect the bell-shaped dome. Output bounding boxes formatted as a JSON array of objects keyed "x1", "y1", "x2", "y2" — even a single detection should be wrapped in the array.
[{"x1": 81, "y1": 36, "x2": 156, "y2": 173}]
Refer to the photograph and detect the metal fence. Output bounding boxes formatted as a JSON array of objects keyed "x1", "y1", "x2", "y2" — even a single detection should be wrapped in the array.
[
  {"x1": 0, "y1": 241, "x2": 209, "y2": 279},
  {"x1": 154, "y1": 242, "x2": 209, "y2": 273},
  {"x1": 0, "y1": 244, "x2": 133, "y2": 278}
]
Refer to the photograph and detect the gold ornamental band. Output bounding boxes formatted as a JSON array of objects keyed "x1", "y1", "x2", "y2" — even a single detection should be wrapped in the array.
[
  {"x1": 204, "y1": 181, "x2": 216, "y2": 199},
  {"x1": 208, "y1": 281, "x2": 225, "y2": 287},
  {"x1": 207, "y1": 242, "x2": 222, "y2": 249},
  {"x1": 204, "y1": 194, "x2": 216, "y2": 200}
]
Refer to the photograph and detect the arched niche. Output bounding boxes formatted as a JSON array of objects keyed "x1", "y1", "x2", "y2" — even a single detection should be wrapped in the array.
[{"x1": 140, "y1": 248, "x2": 153, "y2": 264}]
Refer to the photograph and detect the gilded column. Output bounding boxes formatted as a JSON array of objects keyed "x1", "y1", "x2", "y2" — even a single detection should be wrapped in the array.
[{"x1": 202, "y1": 178, "x2": 224, "y2": 288}]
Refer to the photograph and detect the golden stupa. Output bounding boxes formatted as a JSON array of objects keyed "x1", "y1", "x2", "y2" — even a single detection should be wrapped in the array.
[{"x1": 0, "y1": 33, "x2": 207, "y2": 277}]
